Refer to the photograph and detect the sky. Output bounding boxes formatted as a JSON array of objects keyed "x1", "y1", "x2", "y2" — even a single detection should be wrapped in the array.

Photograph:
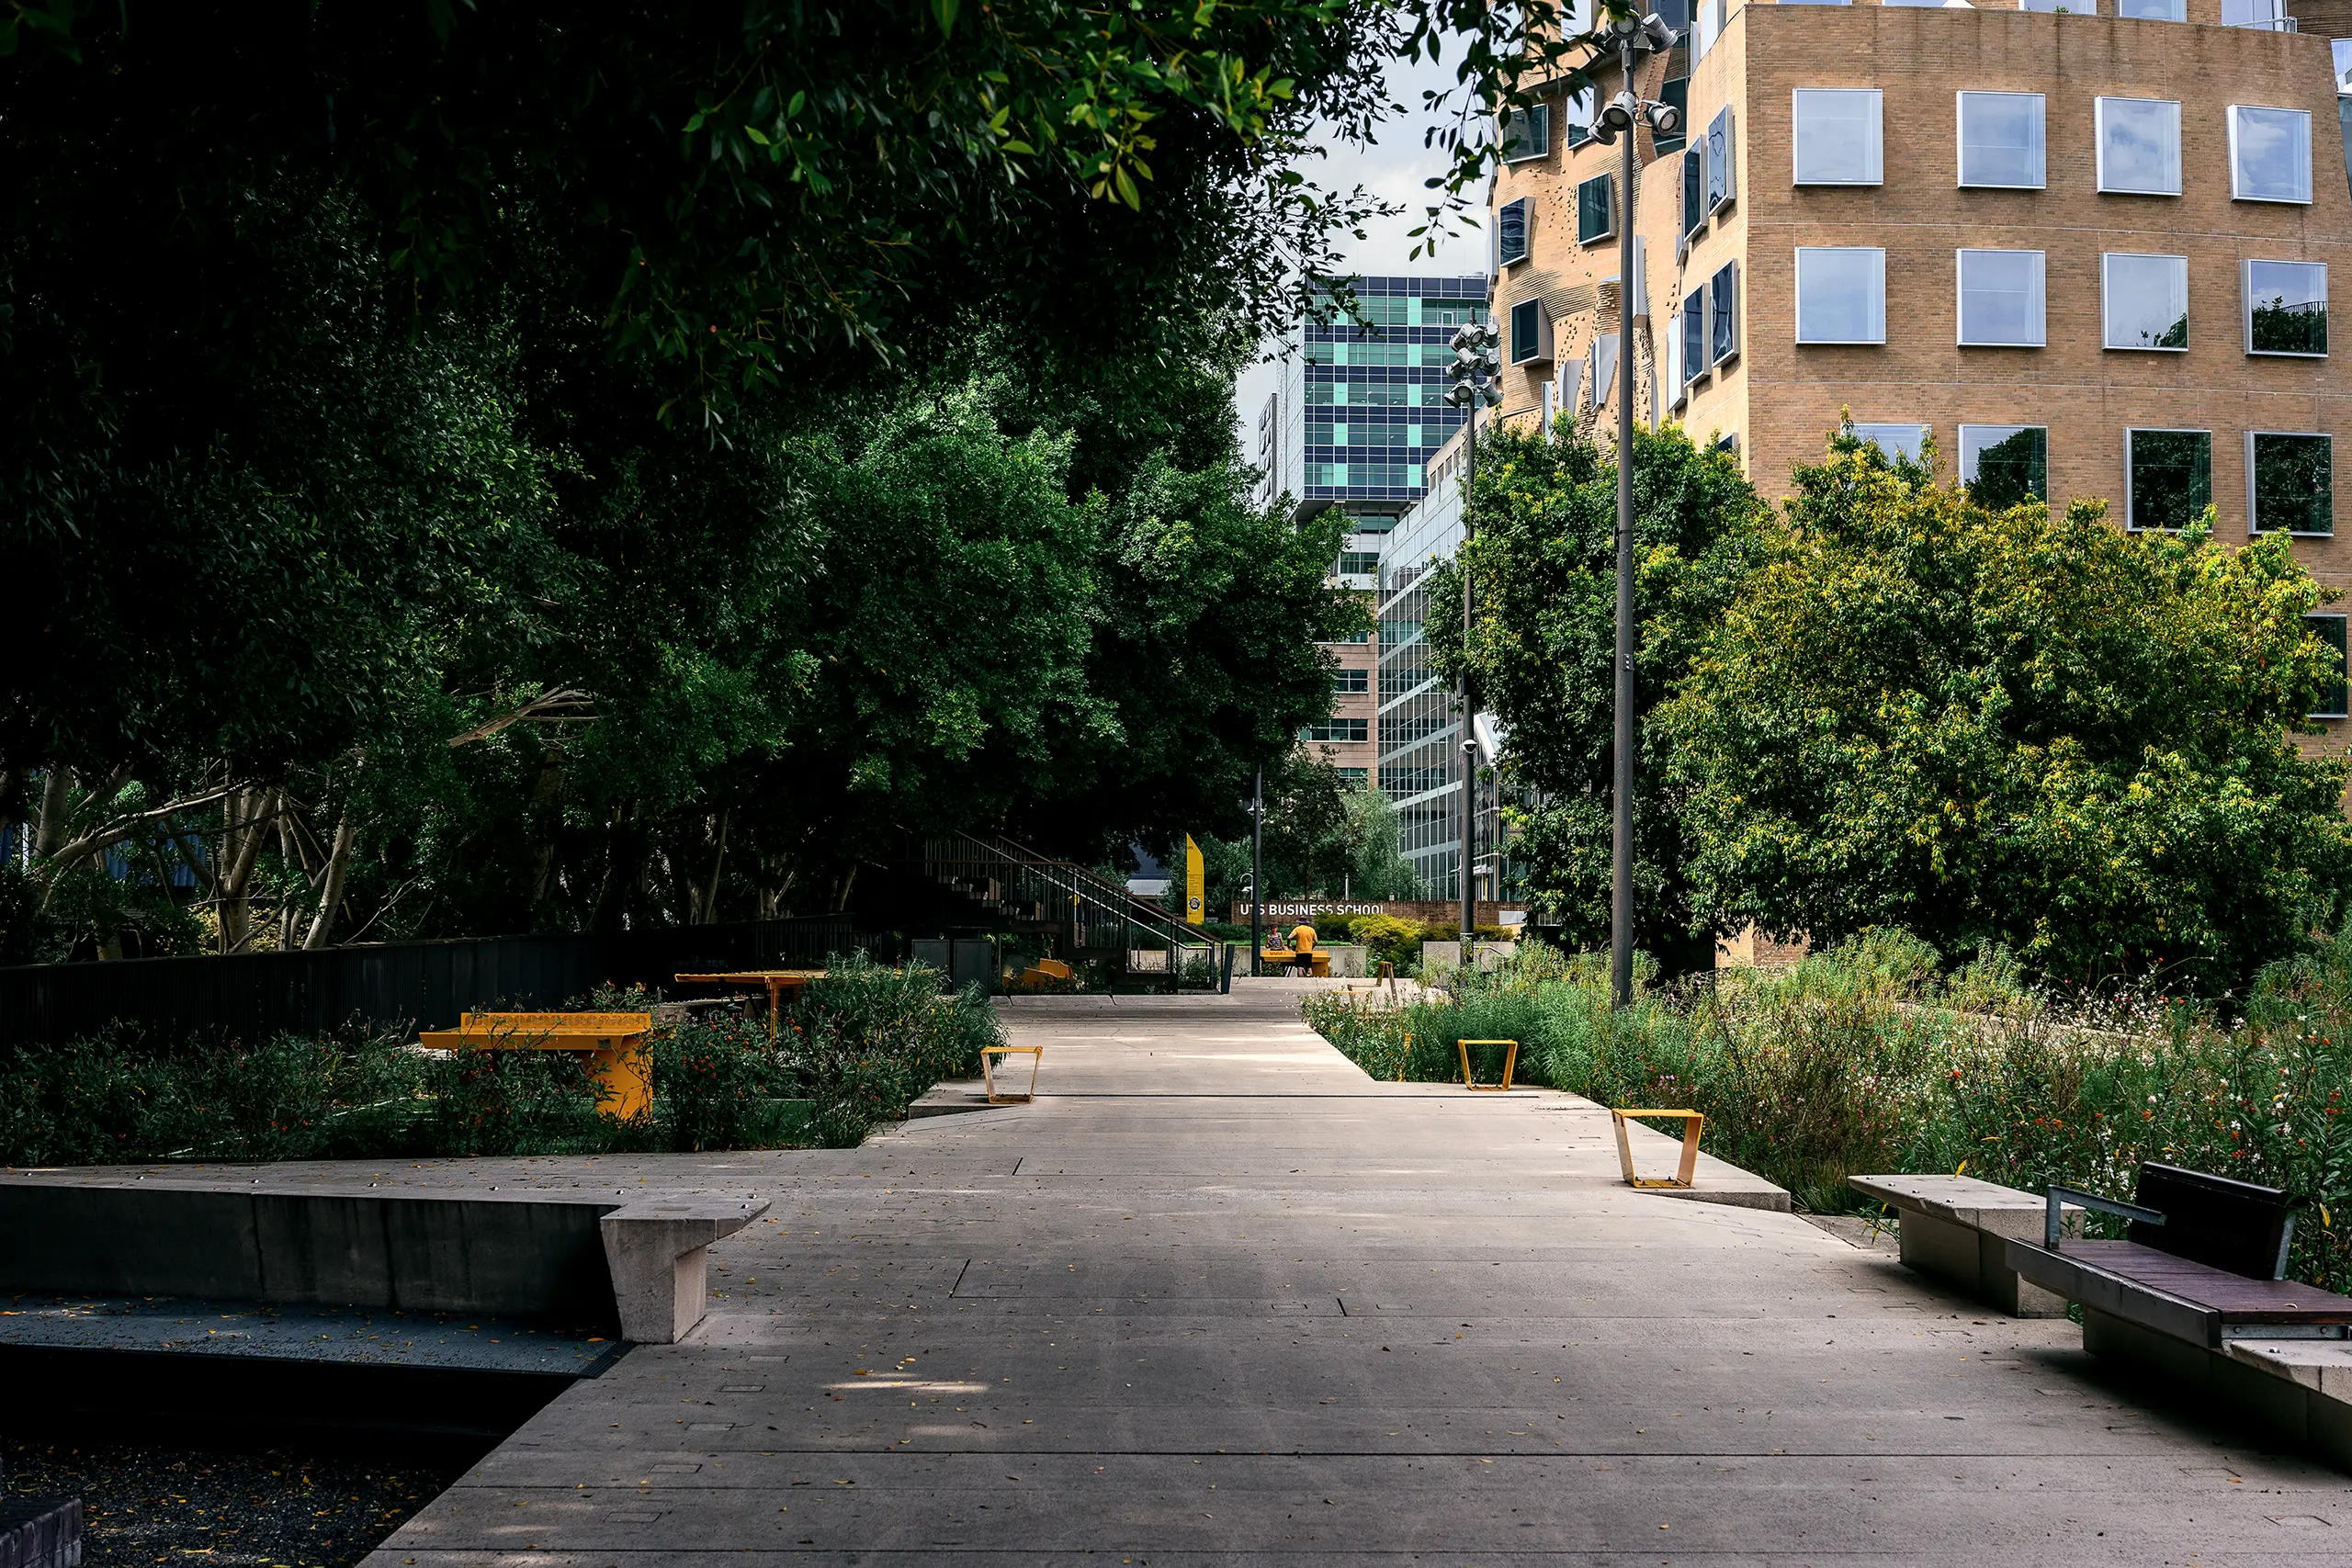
[{"x1": 1230, "y1": 47, "x2": 1479, "y2": 457}]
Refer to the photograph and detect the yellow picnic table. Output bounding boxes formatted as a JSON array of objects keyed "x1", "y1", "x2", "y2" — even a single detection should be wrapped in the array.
[
  {"x1": 673, "y1": 969, "x2": 828, "y2": 1039},
  {"x1": 1261, "y1": 947, "x2": 1329, "y2": 977},
  {"x1": 416, "y1": 1011, "x2": 653, "y2": 1121}
]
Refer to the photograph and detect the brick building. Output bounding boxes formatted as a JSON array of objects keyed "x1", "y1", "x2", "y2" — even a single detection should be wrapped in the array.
[{"x1": 1487, "y1": 0, "x2": 2352, "y2": 741}]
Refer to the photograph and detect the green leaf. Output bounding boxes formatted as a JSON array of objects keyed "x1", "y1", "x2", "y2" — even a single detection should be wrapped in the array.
[{"x1": 932, "y1": 0, "x2": 960, "y2": 33}]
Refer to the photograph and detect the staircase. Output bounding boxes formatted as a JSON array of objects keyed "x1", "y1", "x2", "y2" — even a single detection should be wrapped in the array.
[{"x1": 918, "y1": 831, "x2": 1217, "y2": 972}]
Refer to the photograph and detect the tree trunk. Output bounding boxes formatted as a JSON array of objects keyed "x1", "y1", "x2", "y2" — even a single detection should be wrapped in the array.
[
  {"x1": 302, "y1": 813, "x2": 357, "y2": 950},
  {"x1": 696, "y1": 811, "x2": 729, "y2": 925},
  {"x1": 216, "y1": 788, "x2": 274, "y2": 954},
  {"x1": 34, "y1": 769, "x2": 71, "y2": 858}
]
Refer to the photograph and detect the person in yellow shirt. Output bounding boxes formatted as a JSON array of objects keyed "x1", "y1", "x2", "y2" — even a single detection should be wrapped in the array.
[{"x1": 1289, "y1": 921, "x2": 1317, "y2": 956}]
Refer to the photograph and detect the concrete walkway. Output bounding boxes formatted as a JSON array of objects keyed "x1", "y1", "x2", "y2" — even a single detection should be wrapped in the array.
[{"x1": 366, "y1": 988, "x2": 2351, "y2": 1565}]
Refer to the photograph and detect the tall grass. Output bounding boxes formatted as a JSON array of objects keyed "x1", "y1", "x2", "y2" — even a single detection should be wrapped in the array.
[
  {"x1": 1305, "y1": 930, "x2": 2352, "y2": 1290},
  {"x1": 0, "y1": 954, "x2": 1004, "y2": 1166}
]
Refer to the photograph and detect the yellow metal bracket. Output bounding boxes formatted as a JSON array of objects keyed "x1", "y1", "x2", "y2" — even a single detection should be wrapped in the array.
[
  {"x1": 1611, "y1": 1108, "x2": 1704, "y2": 1189},
  {"x1": 981, "y1": 1044, "x2": 1044, "y2": 1104},
  {"x1": 1457, "y1": 1038, "x2": 1520, "y2": 1091}
]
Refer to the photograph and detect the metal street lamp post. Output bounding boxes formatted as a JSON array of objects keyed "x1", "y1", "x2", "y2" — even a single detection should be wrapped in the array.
[
  {"x1": 1444, "y1": 320, "x2": 1502, "y2": 956},
  {"x1": 1249, "y1": 765, "x2": 1264, "y2": 977},
  {"x1": 1589, "y1": 11, "x2": 1681, "y2": 1009}
]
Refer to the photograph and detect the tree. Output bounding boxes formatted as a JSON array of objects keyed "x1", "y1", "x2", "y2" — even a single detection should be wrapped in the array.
[
  {"x1": 1419, "y1": 423, "x2": 1767, "y2": 971},
  {"x1": 1659, "y1": 433, "x2": 2352, "y2": 993}
]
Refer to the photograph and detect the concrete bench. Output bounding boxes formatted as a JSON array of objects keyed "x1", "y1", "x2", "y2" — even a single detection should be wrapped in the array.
[
  {"x1": 0, "y1": 1174, "x2": 767, "y2": 1344},
  {"x1": 1849, "y1": 1173, "x2": 2083, "y2": 1316},
  {"x1": 2004, "y1": 1162, "x2": 2352, "y2": 1471}
]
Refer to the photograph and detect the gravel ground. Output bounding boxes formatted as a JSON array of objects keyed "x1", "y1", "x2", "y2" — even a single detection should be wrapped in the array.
[{"x1": 3, "y1": 1438, "x2": 467, "y2": 1568}]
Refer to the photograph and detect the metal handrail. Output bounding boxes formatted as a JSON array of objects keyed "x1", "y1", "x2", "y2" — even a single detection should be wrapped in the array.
[{"x1": 921, "y1": 831, "x2": 1214, "y2": 962}]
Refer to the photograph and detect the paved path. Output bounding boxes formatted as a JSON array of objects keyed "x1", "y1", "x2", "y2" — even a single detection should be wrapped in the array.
[{"x1": 367, "y1": 987, "x2": 2349, "y2": 1565}]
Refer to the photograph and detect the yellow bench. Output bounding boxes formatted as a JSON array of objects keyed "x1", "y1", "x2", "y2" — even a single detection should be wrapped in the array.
[
  {"x1": 417, "y1": 1011, "x2": 654, "y2": 1121},
  {"x1": 673, "y1": 969, "x2": 826, "y2": 1040}
]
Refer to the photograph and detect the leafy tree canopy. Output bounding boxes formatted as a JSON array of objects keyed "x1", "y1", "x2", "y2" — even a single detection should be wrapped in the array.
[{"x1": 1660, "y1": 434, "x2": 2352, "y2": 993}]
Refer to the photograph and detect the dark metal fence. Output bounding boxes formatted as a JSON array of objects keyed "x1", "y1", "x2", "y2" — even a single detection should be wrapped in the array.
[{"x1": 0, "y1": 917, "x2": 869, "y2": 1047}]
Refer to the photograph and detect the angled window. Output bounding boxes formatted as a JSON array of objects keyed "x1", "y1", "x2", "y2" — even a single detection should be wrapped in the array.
[
  {"x1": 1792, "y1": 89, "x2": 1883, "y2": 185},
  {"x1": 1960, "y1": 425, "x2": 2048, "y2": 508},
  {"x1": 2124, "y1": 428, "x2": 2211, "y2": 531},
  {"x1": 2222, "y1": 0, "x2": 2290, "y2": 26},
  {"x1": 2231, "y1": 105, "x2": 2312, "y2": 203},
  {"x1": 1957, "y1": 92, "x2": 2046, "y2": 188},
  {"x1": 1509, "y1": 296, "x2": 1554, "y2": 365},
  {"x1": 1656, "y1": 77, "x2": 1690, "y2": 155},
  {"x1": 2103, "y1": 253, "x2": 2189, "y2": 351},
  {"x1": 1711, "y1": 263, "x2": 1740, "y2": 366},
  {"x1": 1500, "y1": 104, "x2": 1552, "y2": 163},
  {"x1": 1697, "y1": 0, "x2": 1724, "y2": 60},
  {"x1": 2248, "y1": 432, "x2": 2333, "y2": 535},
  {"x1": 1667, "y1": 312, "x2": 1687, "y2": 407},
  {"x1": 1707, "y1": 107, "x2": 1736, "y2": 212},
  {"x1": 1794, "y1": 247, "x2": 1886, "y2": 344},
  {"x1": 1681, "y1": 290, "x2": 1707, "y2": 383},
  {"x1": 2114, "y1": 0, "x2": 2185, "y2": 15},
  {"x1": 1578, "y1": 173, "x2": 1616, "y2": 244},
  {"x1": 1957, "y1": 249, "x2": 2046, "y2": 346},
  {"x1": 1565, "y1": 85, "x2": 1595, "y2": 149},
  {"x1": 1498, "y1": 197, "x2": 1531, "y2": 265},
  {"x1": 2245, "y1": 259, "x2": 2328, "y2": 356},
  {"x1": 2309, "y1": 615, "x2": 2349, "y2": 718},
  {"x1": 2096, "y1": 97, "x2": 2182, "y2": 195},
  {"x1": 1851, "y1": 423, "x2": 1928, "y2": 462},
  {"x1": 1682, "y1": 145, "x2": 1707, "y2": 236}
]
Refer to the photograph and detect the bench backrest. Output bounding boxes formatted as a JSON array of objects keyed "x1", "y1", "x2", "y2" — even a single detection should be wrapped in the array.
[{"x1": 2130, "y1": 1161, "x2": 2293, "y2": 1280}]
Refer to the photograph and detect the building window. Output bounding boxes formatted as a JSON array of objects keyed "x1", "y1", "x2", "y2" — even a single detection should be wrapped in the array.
[
  {"x1": 1338, "y1": 767, "x2": 1370, "y2": 784},
  {"x1": 2102, "y1": 253, "x2": 2188, "y2": 351},
  {"x1": 1666, "y1": 312, "x2": 1686, "y2": 408},
  {"x1": 2309, "y1": 615, "x2": 2349, "y2": 718},
  {"x1": 1333, "y1": 666, "x2": 1372, "y2": 693},
  {"x1": 1851, "y1": 423, "x2": 1927, "y2": 462},
  {"x1": 1960, "y1": 425, "x2": 2048, "y2": 508},
  {"x1": 1791, "y1": 88, "x2": 1882, "y2": 185},
  {"x1": 1509, "y1": 297, "x2": 1553, "y2": 365},
  {"x1": 1498, "y1": 197, "x2": 1531, "y2": 265},
  {"x1": 1500, "y1": 104, "x2": 1552, "y2": 163},
  {"x1": 2124, "y1": 428, "x2": 2211, "y2": 531},
  {"x1": 2115, "y1": 0, "x2": 2185, "y2": 15},
  {"x1": 1335, "y1": 553, "x2": 1380, "y2": 579},
  {"x1": 1320, "y1": 630, "x2": 1372, "y2": 646},
  {"x1": 1706, "y1": 107, "x2": 1736, "y2": 212},
  {"x1": 1956, "y1": 91, "x2": 2045, "y2": 189},
  {"x1": 1681, "y1": 291, "x2": 1706, "y2": 383},
  {"x1": 1577, "y1": 173, "x2": 1616, "y2": 244},
  {"x1": 1956, "y1": 249, "x2": 2046, "y2": 347},
  {"x1": 1301, "y1": 718, "x2": 1370, "y2": 743},
  {"x1": 2245, "y1": 260, "x2": 2328, "y2": 356},
  {"x1": 1681, "y1": 146, "x2": 1706, "y2": 236},
  {"x1": 1710, "y1": 262, "x2": 1739, "y2": 365},
  {"x1": 2096, "y1": 97, "x2": 2182, "y2": 196},
  {"x1": 1794, "y1": 247, "x2": 1886, "y2": 344},
  {"x1": 2230, "y1": 105, "x2": 2312, "y2": 203},
  {"x1": 1657, "y1": 77, "x2": 1689, "y2": 155},
  {"x1": 2223, "y1": 0, "x2": 2290, "y2": 26},
  {"x1": 1565, "y1": 85, "x2": 1594, "y2": 149},
  {"x1": 2248, "y1": 432, "x2": 2333, "y2": 535}
]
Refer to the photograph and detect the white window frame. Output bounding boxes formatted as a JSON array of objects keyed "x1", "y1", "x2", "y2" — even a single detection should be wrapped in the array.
[
  {"x1": 1851, "y1": 423, "x2": 1928, "y2": 462},
  {"x1": 2122, "y1": 427, "x2": 2212, "y2": 532},
  {"x1": 2243, "y1": 258, "x2": 2329, "y2": 358},
  {"x1": 2245, "y1": 430, "x2": 2334, "y2": 536},
  {"x1": 1793, "y1": 247, "x2": 1887, "y2": 344},
  {"x1": 1955, "y1": 249, "x2": 2047, "y2": 347},
  {"x1": 2228, "y1": 105, "x2": 2313, "y2": 204},
  {"x1": 1577, "y1": 172, "x2": 1616, "y2": 245},
  {"x1": 1498, "y1": 197, "x2": 1532, "y2": 267},
  {"x1": 2101, "y1": 252, "x2": 2189, "y2": 353},
  {"x1": 1707, "y1": 107, "x2": 1737, "y2": 214},
  {"x1": 1955, "y1": 91, "x2": 2046, "y2": 190},
  {"x1": 1589, "y1": 333, "x2": 1621, "y2": 409},
  {"x1": 1681, "y1": 291, "x2": 1708, "y2": 386},
  {"x1": 1959, "y1": 424, "x2": 2049, "y2": 493},
  {"x1": 2309, "y1": 613, "x2": 2350, "y2": 719},
  {"x1": 2094, "y1": 96, "x2": 2182, "y2": 197},
  {"x1": 1791, "y1": 88, "x2": 1883, "y2": 186},
  {"x1": 2114, "y1": 0, "x2": 2185, "y2": 16},
  {"x1": 1500, "y1": 103, "x2": 1553, "y2": 164},
  {"x1": 1667, "y1": 312, "x2": 1687, "y2": 409}
]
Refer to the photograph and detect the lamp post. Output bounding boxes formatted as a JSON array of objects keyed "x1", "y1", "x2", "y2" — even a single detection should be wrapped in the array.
[
  {"x1": 1444, "y1": 320, "x2": 1502, "y2": 955},
  {"x1": 1249, "y1": 765, "x2": 1264, "y2": 977},
  {"x1": 1588, "y1": 11, "x2": 1681, "y2": 1009}
]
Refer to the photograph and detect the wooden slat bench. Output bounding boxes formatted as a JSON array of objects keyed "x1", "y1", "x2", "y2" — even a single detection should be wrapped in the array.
[
  {"x1": 2005, "y1": 1161, "x2": 2352, "y2": 1471},
  {"x1": 418, "y1": 1011, "x2": 653, "y2": 1122}
]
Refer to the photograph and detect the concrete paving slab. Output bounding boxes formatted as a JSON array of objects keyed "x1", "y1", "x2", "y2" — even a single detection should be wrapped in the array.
[{"x1": 304, "y1": 987, "x2": 2352, "y2": 1564}]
